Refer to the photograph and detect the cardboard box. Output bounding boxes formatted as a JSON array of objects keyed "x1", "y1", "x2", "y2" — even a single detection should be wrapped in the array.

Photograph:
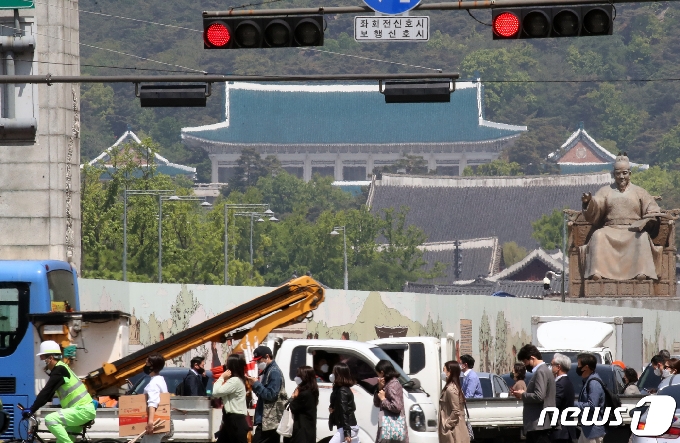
[{"x1": 119, "y1": 393, "x2": 171, "y2": 437}]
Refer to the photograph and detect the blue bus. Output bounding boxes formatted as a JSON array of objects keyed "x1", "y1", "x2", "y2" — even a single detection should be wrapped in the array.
[{"x1": 0, "y1": 260, "x2": 79, "y2": 439}]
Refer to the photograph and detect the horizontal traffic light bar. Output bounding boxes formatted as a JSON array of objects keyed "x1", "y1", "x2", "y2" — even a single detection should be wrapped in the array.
[
  {"x1": 0, "y1": 73, "x2": 459, "y2": 84},
  {"x1": 203, "y1": 0, "x2": 653, "y2": 16},
  {"x1": 493, "y1": 4, "x2": 613, "y2": 38},
  {"x1": 204, "y1": 15, "x2": 324, "y2": 49}
]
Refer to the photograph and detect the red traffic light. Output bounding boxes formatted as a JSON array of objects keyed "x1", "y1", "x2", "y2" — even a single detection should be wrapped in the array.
[
  {"x1": 205, "y1": 22, "x2": 231, "y2": 48},
  {"x1": 493, "y1": 12, "x2": 520, "y2": 38}
]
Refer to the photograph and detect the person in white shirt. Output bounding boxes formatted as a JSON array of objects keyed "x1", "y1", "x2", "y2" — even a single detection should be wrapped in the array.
[{"x1": 142, "y1": 353, "x2": 169, "y2": 443}]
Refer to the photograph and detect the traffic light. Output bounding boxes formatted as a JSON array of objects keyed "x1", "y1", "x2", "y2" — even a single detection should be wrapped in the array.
[
  {"x1": 492, "y1": 5, "x2": 613, "y2": 39},
  {"x1": 203, "y1": 15, "x2": 324, "y2": 49}
]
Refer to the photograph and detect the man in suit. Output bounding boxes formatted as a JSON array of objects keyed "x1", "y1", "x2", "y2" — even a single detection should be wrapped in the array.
[
  {"x1": 182, "y1": 356, "x2": 208, "y2": 396},
  {"x1": 460, "y1": 354, "x2": 483, "y2": 398},
  {"x1": 551, "y1": 353, "x2": 578, "y2": 443},
  {"x1": 512, "y1": 344, "x2": 556, "y2": 443}
]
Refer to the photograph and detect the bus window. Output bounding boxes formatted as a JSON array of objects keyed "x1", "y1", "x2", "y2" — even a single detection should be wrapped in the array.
[
  {"x1": 47, "y1": 270, "x2": 76, "y2": 310},
  {"x1": 0, "y1": 283, "x2": 29, "y2": 357}
]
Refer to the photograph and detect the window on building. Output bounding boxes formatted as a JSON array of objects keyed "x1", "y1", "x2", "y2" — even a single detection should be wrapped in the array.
[
  {"x1": 218, "y1": 167, "x2": 237, "y2": 183},
  {"x1": 47, "y1": 270, "x2": 76, "y2": 309},
  {"x1": 283, "y1": 167, "x2": 304, "y2": 179},
  {"x1": 436, "y1": 166, "x2": 460, "y2": 176},
  {"x1": 343, "y1": 166, "x2": 367, "y2": 181},
  {"x1": 312, "y1": 167, "x2": 335, "y2": 178}
]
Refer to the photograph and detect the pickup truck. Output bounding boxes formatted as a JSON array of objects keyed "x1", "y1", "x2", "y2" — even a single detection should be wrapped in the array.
[{"x1": 38, "y1": 339, "x2": 439, "y2": 443}]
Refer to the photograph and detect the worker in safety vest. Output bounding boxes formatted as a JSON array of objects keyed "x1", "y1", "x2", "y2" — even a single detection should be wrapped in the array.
[{"x1": 23, "y1": 341, "x2": 96, "y2": 443}]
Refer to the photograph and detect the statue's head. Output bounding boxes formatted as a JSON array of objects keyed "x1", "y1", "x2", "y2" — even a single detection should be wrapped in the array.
[{"x1": 613, "y1": 152, "x2": 631, "y2": 189}]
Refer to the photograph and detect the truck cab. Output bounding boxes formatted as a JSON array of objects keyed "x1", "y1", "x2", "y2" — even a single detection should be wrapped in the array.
[
  {"x1": 274, "y1": 339, "x2": 438, "y2": 443},
  {"x1": 368, "y1": 334, "x2": 455, "y2": 403}
]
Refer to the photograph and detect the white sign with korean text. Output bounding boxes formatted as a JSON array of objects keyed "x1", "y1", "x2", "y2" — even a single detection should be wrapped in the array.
[{"x1": 354, "y1": 16, "x2": 429, "y2": 41}]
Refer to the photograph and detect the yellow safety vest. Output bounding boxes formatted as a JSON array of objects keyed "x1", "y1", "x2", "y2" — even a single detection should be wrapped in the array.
[{"x1": 54, "y1": 361, "x2": 92, "y2": 409}]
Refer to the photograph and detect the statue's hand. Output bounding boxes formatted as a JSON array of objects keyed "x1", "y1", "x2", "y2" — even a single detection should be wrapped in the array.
[{"x1": 582, "y1": 192, "x2": 592, "y2": 205}]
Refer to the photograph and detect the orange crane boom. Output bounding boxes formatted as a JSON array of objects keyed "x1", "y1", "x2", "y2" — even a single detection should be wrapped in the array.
[{"x1": 83, "y1": 276, "x2": 324, "y2": 394}]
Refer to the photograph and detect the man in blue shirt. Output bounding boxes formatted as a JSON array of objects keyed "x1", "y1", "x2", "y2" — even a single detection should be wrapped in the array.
[
  {"x1": 247, "y1": 346, "x2": 285, "y2": 443},
  {"x1": 460, "y1": 354, "x2": 483, "y2": 398},
  {"x1": 575, "y1": 353, "x2": 606, "y2": 443}
]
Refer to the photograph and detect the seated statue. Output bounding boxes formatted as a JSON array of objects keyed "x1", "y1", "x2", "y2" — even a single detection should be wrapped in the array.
[{"x1": 580, "y1": 153, "x2": 663, "y2": 281}]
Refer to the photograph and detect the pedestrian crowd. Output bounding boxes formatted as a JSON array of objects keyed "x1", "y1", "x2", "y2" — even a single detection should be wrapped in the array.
[{"x1": 125, "y1": 344, "x2": 677, "y2": 443}]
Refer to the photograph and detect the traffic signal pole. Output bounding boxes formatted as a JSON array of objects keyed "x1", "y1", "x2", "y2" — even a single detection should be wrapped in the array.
[
  {"x1": 204, "y1": 0, "x2": 656, "y2": 17},
  {"x1": 0, "y1": 72, "x2": 459, "y2": 84}
]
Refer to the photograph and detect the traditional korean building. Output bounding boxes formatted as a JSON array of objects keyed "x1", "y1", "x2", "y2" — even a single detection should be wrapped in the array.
[
  {"x1": 85, "y1": 130, "x2": 196, "y2": 180},
  {"x1": 488, "y1": 248, "x2": 566, "y2": 282},
  {"x1": 418, "y1": 238, "x2": 502, "y2": 284},
  {"x1": 181, "y1": 81, "x2": 527, "y2": 183},
  {"x1": 548, "y1": 122, "x2": 649, "y2": 174}
]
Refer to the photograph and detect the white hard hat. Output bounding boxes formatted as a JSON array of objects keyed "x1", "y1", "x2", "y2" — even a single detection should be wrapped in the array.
[{"x1": 37, "y1": 340, "x2": 62, "y2": 356}]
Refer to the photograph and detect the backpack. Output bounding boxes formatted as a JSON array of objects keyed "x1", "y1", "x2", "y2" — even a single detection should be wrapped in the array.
[
  {"x1": 175, "y1": 372, "x2": 190, "y2": 396},
  {"x1": 585, "y1": 377, "x2": 622, "y2": 430}
]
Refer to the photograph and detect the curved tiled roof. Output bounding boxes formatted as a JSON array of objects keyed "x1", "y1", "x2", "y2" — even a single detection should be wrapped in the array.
[
  {"x1": 418, "y1": 238, "x2": 501, "y2": 283},
  {"x1": 368, "y1": 172, "x2": 613, "y2": 249},
  {"x1": 488, "y1": 248, "x2": 566, "y2": 281},
  {"x1": 181, "y1": 81, "x2": 526, "y2": 145}
]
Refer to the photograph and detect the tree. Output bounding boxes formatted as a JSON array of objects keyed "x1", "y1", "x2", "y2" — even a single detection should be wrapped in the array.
[
  {"x1": 506, "y1": 118, "x2": 567, "y2": 175},
  {"x1": 373, "y1": 154, "x2": 430, "y2": 178},
  {"x1": 231, "y1": 148, "x2": 281, "y2": 193},
  {"x1": 463, "y1": 159, "x2": 524, "y2": 176},
  {"x1": 531, "y1": 209, "x2": 565, "y2": 250},
  {"x1": 502, "y1": 242, "x2": 528, "y2": 267}
]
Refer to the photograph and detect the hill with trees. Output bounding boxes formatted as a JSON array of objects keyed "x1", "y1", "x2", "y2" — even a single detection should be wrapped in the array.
[{"x1": 79, "y1": 0, "x2": 680, "y2": 180}]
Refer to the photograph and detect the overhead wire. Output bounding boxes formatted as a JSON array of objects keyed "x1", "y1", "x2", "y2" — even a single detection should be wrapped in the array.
[
  {"x1": 0, "y1": 23, "x2": 207, "y2": 73},
  {"x1": 298, "y1": 47, "x2": 443, "y2": 72}
]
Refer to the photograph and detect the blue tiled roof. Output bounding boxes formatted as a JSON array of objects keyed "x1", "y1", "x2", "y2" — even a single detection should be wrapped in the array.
[{"x1": 182, "y1": 82, "x2": 526, "y2": 144}]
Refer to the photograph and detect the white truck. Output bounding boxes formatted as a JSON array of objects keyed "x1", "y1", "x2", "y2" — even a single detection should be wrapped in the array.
[
  {"x1": 531, "y1": 316, "x2": 644, "y2": 371},
  {"x1": 39, "y1": 338, "x2": 439, "y2": 443}
]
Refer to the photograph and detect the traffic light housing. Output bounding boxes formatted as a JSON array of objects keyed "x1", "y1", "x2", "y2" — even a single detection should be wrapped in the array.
[
  {"x1": 203, "y1": 15, "x2": 324, "y2": 49},
  {"x1": 492, "y1": 5, "x2": 613, "y2": 39}
]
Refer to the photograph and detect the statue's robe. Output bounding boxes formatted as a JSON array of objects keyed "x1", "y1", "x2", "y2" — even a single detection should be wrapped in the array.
[{"x1": 581, "y1": 183, "x2": 662, "y2": 280}]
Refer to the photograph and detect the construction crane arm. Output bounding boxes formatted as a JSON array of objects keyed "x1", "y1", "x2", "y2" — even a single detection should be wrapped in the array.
[{"x1": 83, "y1": 276, "x2": 324, "y2": 394}]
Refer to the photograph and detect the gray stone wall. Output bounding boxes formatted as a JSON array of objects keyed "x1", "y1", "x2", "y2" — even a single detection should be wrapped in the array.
[{"x1": 0, "y1": 1, "x2": 80, "y2": 268}]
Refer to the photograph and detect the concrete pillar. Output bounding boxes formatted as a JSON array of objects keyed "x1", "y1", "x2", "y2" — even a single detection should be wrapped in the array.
[
  {"x1": 211, "y1": 156, "x2": 219, "y2": 182},
  {"x1": 428, "y1": 154, "x2": 437, "y2": 173},
  {"x1": 0, "y1": 1, "x2": 81, "y2": 268},
  {"x1": 303, "y1": 155, "x2": 312, "y2": 182},
  {"x1": 335, "y1": 156, "x2": 343, "y2": 181},
  {"x1": 459, "y1": 156, "x2": 467, "y2": 176},
  {"x1": 367, "y1": 156, "x2": 374, "y2": 178}
]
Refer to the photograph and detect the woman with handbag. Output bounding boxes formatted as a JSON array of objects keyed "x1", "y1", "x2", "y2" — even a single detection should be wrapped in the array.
[
  {"x1": 286, "y1": 366, "x2": 319, "y2": 443},
  {"x1": 373, "y1": 360, "x2": 408, "y2": 443},
  {"x1": 329, "y1": 363, "x2": 359, "y2": 443},
  {"x1": 212, "y1": 354, "x2": 249, "y2": 443},
  {"x1": 439, "y1": 361, "x2": 470, "y2": 443}
]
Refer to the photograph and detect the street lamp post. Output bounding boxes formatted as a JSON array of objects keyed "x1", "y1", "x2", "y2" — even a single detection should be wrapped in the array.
[
  {"x1": 123, "y1": 189, "x2": 173, "y2": 281},
  {"x1": 223, "y1": 204, "x2": 275, "y2": 285},
  {"x1": 234, "y1": 210, "x2": 278, "y2": 267},
  {"x1": 330, "y1": 226, "x2": 348, "y2": 291}
]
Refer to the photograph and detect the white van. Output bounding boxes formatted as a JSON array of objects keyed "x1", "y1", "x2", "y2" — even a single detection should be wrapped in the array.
[{"x1": 273, "y1": 339, "x2": 439, "y2": 443}]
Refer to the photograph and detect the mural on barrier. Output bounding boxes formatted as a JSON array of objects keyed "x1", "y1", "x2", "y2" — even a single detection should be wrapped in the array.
[{"x1": 80, "y1": 279, "x2": 678, "y2": 374}]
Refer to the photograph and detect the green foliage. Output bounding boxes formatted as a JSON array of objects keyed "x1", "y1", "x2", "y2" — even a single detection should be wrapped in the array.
[
  {"x1": 502, "y1": 242, "x2": 528, "y2": 267},
  {"x1": 82, "y1": 142, "x2": 442, "y2": 289},
  {"x1": 230, "y1": 148, "x2": 282, "y2": 193},
  {"x1": 463, "y1": 159, "x2": 523, "y2": 176},
  {"x1": 531, "y1": 209, "x2": 565, "y2": 250},
  {"x1": 373, "y1": 154, "x2": 430, "y2": 177}
]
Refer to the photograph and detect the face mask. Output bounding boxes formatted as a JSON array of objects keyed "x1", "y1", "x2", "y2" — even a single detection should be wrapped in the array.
[
  {"x1": 525, "y1": 365, "x2": 534, "y2": 373},
  {"x1": 196, "y1": 367, "x2": 205, "y2": 374},
  {"x1": 143, "y1": 365, "x2": 152, "y2": 375},
  {"x1": 294, "y1": 376, "x2": 302, "y2": 385},
  {"x1": 663, "y1": 369, "x2": 672, "y2": 378},
  {"x1": 320, "y1": 364, "x2": 329, "y2": 373},
  {"x1": 258, "y1": 361, "x2": 267, "y2": 372},
  {"x1": 576, "y1": 366, "x2": 584, "y2": 377},
  {"x1": 654, "y1": 367, "x2": 662, "y2": 377},
  {"x1": 441, "y1": 372, "x2": 447, "y2": 381},
  {"x1": 329, "y1": 374, "x2": 336, "y2": 383}
]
